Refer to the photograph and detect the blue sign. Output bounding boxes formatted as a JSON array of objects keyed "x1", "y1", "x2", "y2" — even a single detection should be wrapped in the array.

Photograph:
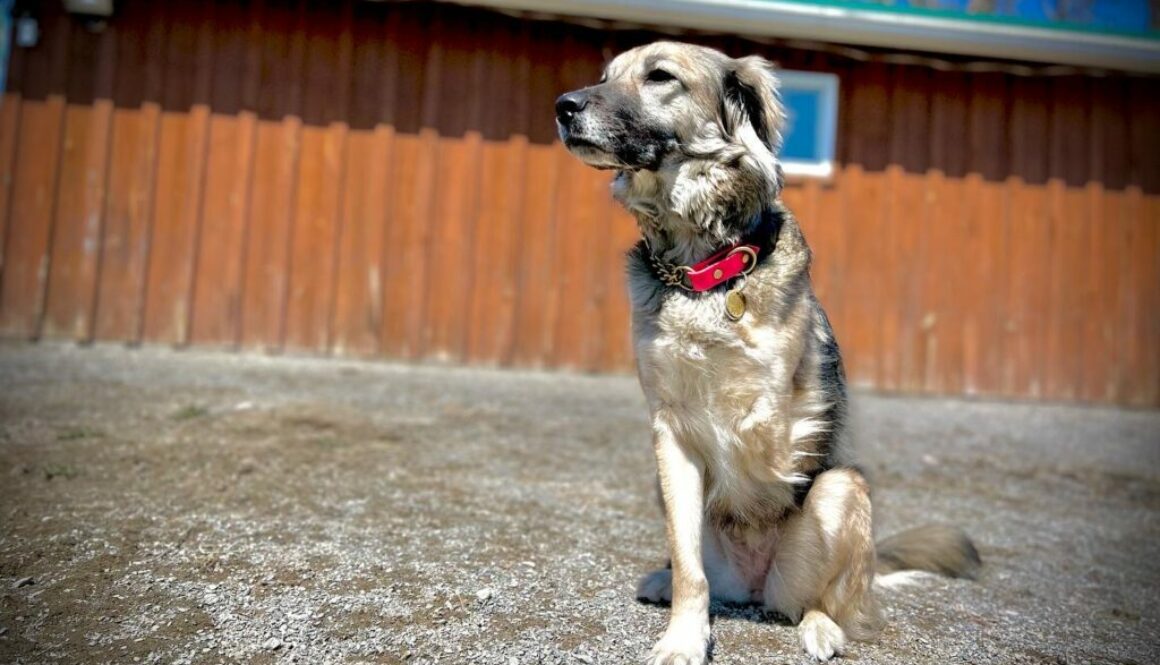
[{"x1": 780, "y1": 0, "x2": 1158, "y2": 39}]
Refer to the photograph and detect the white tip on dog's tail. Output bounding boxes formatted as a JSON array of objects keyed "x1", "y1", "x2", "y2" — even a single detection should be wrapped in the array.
[{"x1": 875, "y1": 524, "x2": 982, "y2": 581}]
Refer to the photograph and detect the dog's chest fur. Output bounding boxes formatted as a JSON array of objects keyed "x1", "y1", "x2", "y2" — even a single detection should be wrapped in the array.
[{"x1": 629, "y1": 215, "x2": 839, "y2": 530}]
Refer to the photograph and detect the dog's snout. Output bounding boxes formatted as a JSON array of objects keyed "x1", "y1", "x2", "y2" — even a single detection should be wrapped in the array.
[{"x1": 555, "y1": 91, "x2": 589, "y2": 124}]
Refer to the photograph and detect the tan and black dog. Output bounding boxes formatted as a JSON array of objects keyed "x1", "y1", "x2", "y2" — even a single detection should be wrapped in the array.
[{"x1": 555, "y1": 41, "x2": 979, "y2": 664}]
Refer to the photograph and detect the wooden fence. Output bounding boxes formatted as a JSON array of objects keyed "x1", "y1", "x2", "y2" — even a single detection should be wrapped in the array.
[{"x1": 0, "y1": 0, "x2": 1157, "y2": 406}]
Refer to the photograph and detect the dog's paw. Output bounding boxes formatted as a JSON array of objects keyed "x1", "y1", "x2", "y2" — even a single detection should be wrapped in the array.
[
  {"x1": 799, "y1": 610, "x2": 846, "y2": 661},
  {"x1": 636, "y1": 568, "x2": 673, "y2": 603},
  {"x1": 646, "y1": 618, "x2": 710, "y2": 665}
]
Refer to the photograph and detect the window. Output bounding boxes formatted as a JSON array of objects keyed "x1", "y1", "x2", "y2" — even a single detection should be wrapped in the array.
[{"x1": 778, "y1": 70, "x2": 839, "y2": 178}]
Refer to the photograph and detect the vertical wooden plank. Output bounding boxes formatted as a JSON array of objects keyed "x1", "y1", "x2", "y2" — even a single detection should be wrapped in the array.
[
  {"x1": 284, "y1": 0, "x2": 351, "y2": 353},
  {"x1": 1122, "y1": 192, "x2": 1153, "y2": 404},
  {"x1": 838, "y1": 61, "x2": 889, "y2": 389},
  {"x1": 963, "y1": 71, "x2": 1009, "y2": 397},
  {"x1": 872, "y1": 63, "x2": 901, "y2": 393},
  {"x1": 1115, "y1": 90, "x2": 1147, "y2": 407},
  {"x1": 0, "y1": 44, "x2": 26, "y2": 290},
  {"x1": 390, "y1": 12, "x2": 442, "y2": 361},
  {"x1": 506, "y1": 22, "x2": 563, "y2": 367},
  {"x1": 240, "y1": 0, "x2": 305, "y2": 351},
  {"x1": 379, "y1": 6, "x2": 428, "y2": 358},
  {"x1": 0, "y1": 11, "x2": 70, "y2": 337},
  {"x1": 420, "y1": 12, "x2": 485, "y2": 362},
  {"x1": 318, "y1": 2, "x2": 354, "y2": 357},
  {"x1": 331, "y1": 2, "x2": 393, "y2": 357},
  {"x1": 1114, "y1": 190, "x2": 1144, "y2": 404},
  {"x1": 190, "y1": 0, "x2": 259, "y2": 348},
  {"x1": 1079, "y1": 77, "x2": 1121, "y2": 403},
  {"x1": 1126, "y1": 78, "x2": 1159, "y2": 407},
  {"x1": 1003, "y1": 76, "x2": 1051, "y2": 400},
  {"x1": 463, "y1": 20, "x2": 529, "y2": 365},
  {"x1": 887, "y1": 64, "x2": 930, "y2": 394},
  {"x1": 958, "y1": 89, "x2": 984, "y2": 397},
  {"x1": 921, "y1": 70, "x2": 969, "y2": 396},
  {"x1": 141, "y1": 2, "x2": 213, "y2": 345},
  {"x1": 1090, "y1": 80, "x2": 1129, "y2": 404},
  {"x1": 94, "y1": 1, "x2": 163, "y2": 342},
  {"x1": 43, "y1": 23, "x2": 116, "y2": 340},
  {"x1": 873, "y1": 64, "x2": 905, "y2": 393},
  {"x1": 1043, "y1": 76, "x2": 1089, "y2": 402}
]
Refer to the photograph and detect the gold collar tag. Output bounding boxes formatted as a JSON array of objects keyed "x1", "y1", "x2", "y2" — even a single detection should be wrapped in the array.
[{"x1": 724, "y1": 288, "x2": 747, "y2": 321}]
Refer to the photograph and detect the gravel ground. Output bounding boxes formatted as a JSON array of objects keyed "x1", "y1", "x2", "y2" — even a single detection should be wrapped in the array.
[{"x1": 0, "y1": 342, "x2": 1157, "y2": 665}]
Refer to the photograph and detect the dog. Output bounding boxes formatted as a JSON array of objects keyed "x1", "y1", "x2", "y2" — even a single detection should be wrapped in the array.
[{"x1": 555, "y1": 41, "x2": 980, "y2": 664}]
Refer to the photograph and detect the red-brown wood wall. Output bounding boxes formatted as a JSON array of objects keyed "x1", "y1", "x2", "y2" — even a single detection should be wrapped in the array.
[{"x1": 1, "y1": 1, "x2": 1157, "y2": 406}]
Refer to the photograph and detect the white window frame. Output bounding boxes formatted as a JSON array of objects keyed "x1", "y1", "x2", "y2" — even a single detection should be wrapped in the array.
[{"x1": 777, "y1": 70, "x2": 839, "y2": 179}]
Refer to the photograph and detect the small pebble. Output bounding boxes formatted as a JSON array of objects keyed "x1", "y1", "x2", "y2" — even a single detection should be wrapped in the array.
[
  {"x1": 475, "y1": 588, "x2": 494, "y2": 602},
  {"x1": 263, "y1": 637, "x2": 282, "y2": 651}
]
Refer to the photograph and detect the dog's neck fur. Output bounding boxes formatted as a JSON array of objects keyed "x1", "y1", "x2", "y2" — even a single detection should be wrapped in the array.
[{"x1": 611, "y1": 115, "x2": 783, "y2": 266}]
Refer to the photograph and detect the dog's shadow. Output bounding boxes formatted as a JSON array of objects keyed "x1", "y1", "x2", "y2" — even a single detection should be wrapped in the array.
[
  {"x1": 637, "y1": 597, "x2": 795, "y2": 627},
  {"x1": 713, "y1": 601, "x2": 795, "y2": 626}
]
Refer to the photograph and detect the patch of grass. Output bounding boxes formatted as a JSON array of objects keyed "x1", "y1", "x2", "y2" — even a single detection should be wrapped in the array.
[
  {"x1": 42, "y1": 463, "x2": 81, "y2": 480},
  {"x1": 172, "y1": 405, "x2": 210, "y2": 421},
  {"x1": 56, "y1": 427, "x2": 103, "y2": 441}
]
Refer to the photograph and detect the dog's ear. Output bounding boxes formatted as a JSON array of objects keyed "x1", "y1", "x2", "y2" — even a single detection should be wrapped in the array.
[{"x1": 723, "y1": 55, "x2": 785, "y2": 153}]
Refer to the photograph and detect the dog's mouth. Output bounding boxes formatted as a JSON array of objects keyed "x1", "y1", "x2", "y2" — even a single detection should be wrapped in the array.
[
  {"x1": 559, "y1": 115, "x2": 674, "y2": 172},
  {"x1": 562, "y1": 133, "x2": 598, "y2": 150},
  {"x1": 561, "y1": 134, "x2": 623, "y2": 170}
]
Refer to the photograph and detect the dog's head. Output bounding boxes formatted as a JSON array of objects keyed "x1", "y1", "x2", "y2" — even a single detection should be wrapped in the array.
[{"x1": 555, "y1": 42, "x2": 785, "y2": 244}]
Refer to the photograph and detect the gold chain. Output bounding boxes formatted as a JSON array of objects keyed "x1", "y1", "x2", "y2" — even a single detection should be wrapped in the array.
[{"x1": 648, "y1": 253, "x2": 694, "y2": 291}]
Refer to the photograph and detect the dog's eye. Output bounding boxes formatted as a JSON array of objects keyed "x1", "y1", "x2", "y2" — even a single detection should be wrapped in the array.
[{"x1": 645, "y1": 69, "x2": 676, "y2": 84}]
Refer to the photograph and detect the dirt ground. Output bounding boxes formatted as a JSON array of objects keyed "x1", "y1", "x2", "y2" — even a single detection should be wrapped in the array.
[{"x1": 0, "y1": 342, "x2": 1157, "y2": 665}]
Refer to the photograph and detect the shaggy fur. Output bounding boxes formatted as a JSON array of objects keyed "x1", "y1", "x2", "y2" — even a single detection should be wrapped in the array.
[{"x1": 555, "y1": 41, "x2": 980, "y2": 664}]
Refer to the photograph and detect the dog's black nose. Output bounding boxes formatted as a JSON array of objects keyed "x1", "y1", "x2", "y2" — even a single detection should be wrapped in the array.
[{"x1": 555, "y1": 91, "x2": 588, "y2": 124}]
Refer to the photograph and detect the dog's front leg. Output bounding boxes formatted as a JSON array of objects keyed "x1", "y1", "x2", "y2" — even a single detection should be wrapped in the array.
[{"x1": 649, "y1": 418, "x2": 711, "y2": 665}]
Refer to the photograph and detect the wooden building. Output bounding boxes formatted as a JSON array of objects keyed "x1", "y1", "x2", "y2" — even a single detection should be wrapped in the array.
[{"x1": 0, "y1": 0, "x2": 1157, "y2": 406}]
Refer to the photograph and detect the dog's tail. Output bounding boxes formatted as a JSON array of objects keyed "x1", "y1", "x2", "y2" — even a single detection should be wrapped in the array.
[{"x1": 875, "y1": 524, "x2": 981, "y2": 580}]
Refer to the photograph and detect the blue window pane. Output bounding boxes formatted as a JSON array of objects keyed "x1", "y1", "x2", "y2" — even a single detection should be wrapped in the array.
[
  {"x1": 781, "y1": 89, "x2": 820, "y2": 161},
  {"x1": 777, "y1": 71, "x2": 837, "y2": 175}
]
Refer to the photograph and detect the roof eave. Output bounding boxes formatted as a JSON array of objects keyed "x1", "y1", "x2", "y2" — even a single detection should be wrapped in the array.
[{"x1": 451, "y1": 0, "x2": 1160, "y2": 74}]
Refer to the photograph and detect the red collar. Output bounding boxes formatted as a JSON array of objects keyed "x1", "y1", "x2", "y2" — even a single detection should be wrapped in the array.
[
  {"x1": 642, "y1": 210, "x2": 782, "y2": 293},
  {"x1": 647, "y1": 242, "x2": 760, "y2": 292}
]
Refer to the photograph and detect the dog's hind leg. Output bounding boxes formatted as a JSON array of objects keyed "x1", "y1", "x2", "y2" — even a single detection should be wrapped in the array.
[
  {"x1": 763, "y1": 468, "x2": 883, "y2": 661},
  {"x1": 637, "y1": 524, "x2": 755, "y2": 604}
]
